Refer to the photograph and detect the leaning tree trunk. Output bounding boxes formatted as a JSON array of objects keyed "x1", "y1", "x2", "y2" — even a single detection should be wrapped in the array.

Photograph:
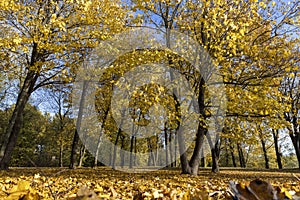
[{"x1": 0, "y1": 67, "x2": 39, "y2": 170}]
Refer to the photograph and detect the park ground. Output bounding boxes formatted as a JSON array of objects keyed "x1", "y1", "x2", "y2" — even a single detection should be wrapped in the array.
[{"x1": 0, "y1": 167, "x2": 300, "y2": 199}]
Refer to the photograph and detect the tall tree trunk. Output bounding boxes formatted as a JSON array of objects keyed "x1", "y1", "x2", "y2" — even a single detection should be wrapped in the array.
[
  {"x1": 78, "y1": 145, "x2": 86, "y2": 167},
  {"x1": 0, "y1": 66, "x2": 39, "y2": 170},
  {"x1": 59, "y1": 143, "x2": 64, "y2": 167},
  {"x1": 200, "y1": 148, "x2": 206, "y2": 167},
  {"x1": 129, "y1": 135, "x2": 134, "y2": 169},
  {"x1": 70, "y1": 130, "x2": 80, "y2": 169},
  {"x1": 261, "y1": 138, "x2": 269, "y2": 169},
  {"x1": 229, "y1": 139, "x2": 237, "y2": 167},
  {"x1": 225, "y1": 142, "x2": 229, "y2": 167},
  {"x1": 237, "y1": 143, "x2": 245, "y2": 168},
  {"x1": 178, "y1": 78, "x2": 206, "y2": 175},
  {"x1": 169, "y1": 132, "x2": 174, "y2": 167},
  {"x1": 206, "y1": 132, "x2": 220, "y2": 173},
  {"x1": 272, "y1": 129, "x2": 282, "y2": 169},
  {"x1": 290, "y1": 133, "x2": 300, "y2": 169},
  {"x1": 120, "y1": 136, "x2": 125, "y2": 168},
  {"x1": 69, "y1": 80, "x2": 89, "y2": 169},
  {"x1": 164, "y1": 125, "x2": 169, "y2": 166},
  {"x1": 94, "y1": 134, "x2": 102, "y2": 168},
  {"x1": 112, "y1": 128, "x2": 121, "y2": 169},
  {"x1": 289, "y1": 117, "x2": 300, "y2": 168}
]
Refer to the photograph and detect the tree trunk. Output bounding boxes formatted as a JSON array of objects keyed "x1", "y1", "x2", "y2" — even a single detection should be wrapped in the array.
[
  {"x1": 112, "y1": 128, "x2": 121, "y2": 169},
  {"x1": 59, "y1": 143, "x2": 64, "y2": 167},
  {"x1": 78, "y1": 145, "x2": 86, "y2": 167},
  {"x1": 206, "y1": 132, "x2": 220, "y2": 173},
  {"x1": 94, "y1": 134, "x2": 102, "y2": 168},
  {"x1": 200, "y1": 148, "x2": 206, "y2": 167},
  {"x1": 177, "y1": 78, "x2": 206, "y2": 175},
  {"x1": 69, "y1": 80, "x2": 89, "y2": 169},
  {"x1": 164, "y1": 125, "x2": 169, "y2": 166},
  {"x1": 237, "y1": 143, "x2": 245, "y2": 168},
  {"x1": 290, "y1": 133, "x2": 300, "y2": 169},
  {"x1": 289, "y1": 116, "x2": 300, "y2": 168},
  {"x1": 70, "y1": 130, "x2": 79, "y2": 169},
  {"x1": 261, "y1": 138, "x2": 269, "y2": 169},
  {"x1": 120, "y1": 136, "x2": 125, "y2": 168},
  {"x1": 0, "y1": 67, "x2": 38, "y2": 170},
  {"x1": 225, "y1": 142, "x2": 229, "y2": 167},
  {"x1": 229, "y1": 139, "x2": 237, "y2": 167},
  {"x1": 169, "y1": 132, "x2": 173, "y2": 167},
  {"x1": 129, "y1": 135, "x2": 134, "y2": 169},
  {"x1": 272, "y1": 129, "x2": 282, "y2": 169}
]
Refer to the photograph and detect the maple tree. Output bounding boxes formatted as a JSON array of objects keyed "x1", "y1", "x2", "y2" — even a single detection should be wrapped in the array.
[
  {"x1": 0, "y1": 0, "x2": 298, "y2": 178},
  {"x1": 0, "y1": 0, "x2": 127, "y2": 169}
]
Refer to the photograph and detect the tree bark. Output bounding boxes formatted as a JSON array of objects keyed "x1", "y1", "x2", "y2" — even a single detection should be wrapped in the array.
[
  {"x1": 164, "y1": 125, "x2": 169, "y2": 166},
  {"x1": 59, "y1": 143, "x2": 64, "y2": 167},
  {"x1": 78, "y1": 145, "x2": 86, "y2": 167},
  {"x1": 289, "y1": 116, "x2": 300, "y2": 168},
  {"x1": 237, "y1": 143, "x2": 246, "y2": 168},
  {"x1": 206, "y1": 132, "x2": 220, "y2": 173},
  {"x1": 112, "y1": 128, "x2": 121, "y2": 168},
  {"x1": 129, "y1": 135, "x2": 134, "y2": 169},
  {"x1": 69, "y1": 80, "x2": 89, "y2": 169},
  {"x1": 0, "y1": 66, "x2": 39, "y2": 170},
  {"x1": 261, "y1": 138, "x2": 269, "y2": 169},
  {"x1": 272, "y1": 129, "x2": 282, "y2": 169},
  {"x1": 229, "y1": 139, "x2": 237, "y2": 167},
  {"x1": 69, "y1": 129, "x2": 80, "y2": 169}
]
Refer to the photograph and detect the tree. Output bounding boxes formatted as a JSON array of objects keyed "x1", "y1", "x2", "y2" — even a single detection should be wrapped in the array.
[{"x1": 0, "y1": 0, "x2": 127, "y2": 169}]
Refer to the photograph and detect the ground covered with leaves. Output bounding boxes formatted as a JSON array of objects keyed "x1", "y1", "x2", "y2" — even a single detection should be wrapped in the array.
[{"x1": 0, "y1": 167, "x2": 299, "y2": 199}]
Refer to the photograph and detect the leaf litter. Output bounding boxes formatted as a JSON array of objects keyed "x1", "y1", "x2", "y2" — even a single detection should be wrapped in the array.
[{"x1": 0, "y1": 167, "x2": 299, "y2": 199}]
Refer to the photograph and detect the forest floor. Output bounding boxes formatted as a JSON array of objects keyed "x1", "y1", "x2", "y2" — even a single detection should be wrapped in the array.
[{"x1": 0, "y1": 167, "x2": 299, "y2": 199}]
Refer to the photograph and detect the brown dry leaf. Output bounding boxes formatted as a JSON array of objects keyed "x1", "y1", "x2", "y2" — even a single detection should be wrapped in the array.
[
  {"x1": 74, "y1": 186, "x2": 99, "y2": 200},
  {"x1": 249, "y1": 179, "x2": 275, "y2": 200}
]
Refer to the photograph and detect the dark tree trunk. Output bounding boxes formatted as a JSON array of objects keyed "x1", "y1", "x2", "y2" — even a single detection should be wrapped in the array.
[
  {"x1": 290, "y1": 133, "x2": 300, "y2": 169},
  {"x1": 261, "y1": 138, "x2": 269, "y2": 169},
  {"x1": 129, "y1": 135, "x2": 134, "y2": 168},
  {"x1": 225, "y1": 142, "x2": 229, "y2": 167},
  {"x1": 177, "y1": 78, "x2": 206, "y2": 175},
  {"x1": 272, "y1": 129, "x2": 282, "y2": 169},
  {"x1": 206, "y1": 132, "x2": 220, "y2": 173},
  {"x1": 288, "y1": 116, "x2": 300, "y2": 168},
  {"x1": 229, "y1": 139, "x2": 237, "y2": 167},
  {"x1": 200, "y1": 148, "x2": 206, "y2": 167},
  {"x1": 237, "y1": 143, "x2": 246, "y2": 168},
  {"x1": 0, "y1": 67, "x2": 38, "y2": 170},
  {"x1": 70, "y1": 130, "x2": 80, "y2": 169}
]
